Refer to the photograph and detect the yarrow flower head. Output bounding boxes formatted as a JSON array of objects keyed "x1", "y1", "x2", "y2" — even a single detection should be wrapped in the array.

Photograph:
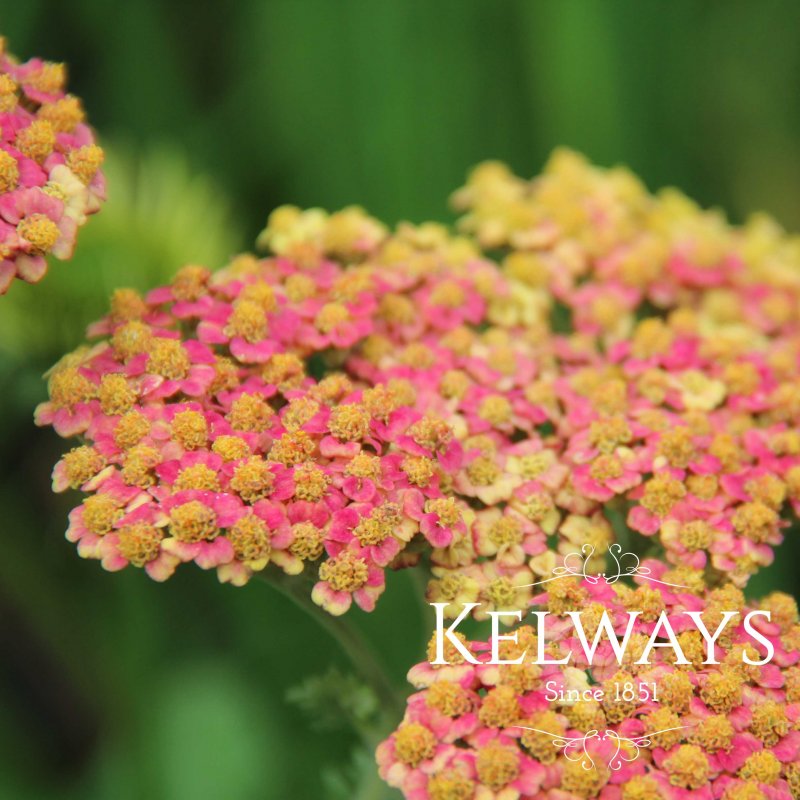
[
  {"x1": 379, "y1": 576, "x2": 800, "y2": 800},
  {"x1": 0, "y1": 38, "x2": 105, "y2": 294}
]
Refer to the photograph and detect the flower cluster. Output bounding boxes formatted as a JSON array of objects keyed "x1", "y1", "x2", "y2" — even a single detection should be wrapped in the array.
[
  {"x1": 0, "y1": 38, "x2": 105, "y2": 293},
  {"x1": 379, "y1": 574, "x2": 800, "y2": 800},
  {"x1": 37, "y1": 150, "x2": 800, "y2": 624}
]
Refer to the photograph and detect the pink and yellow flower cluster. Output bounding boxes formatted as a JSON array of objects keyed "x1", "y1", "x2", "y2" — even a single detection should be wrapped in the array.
[
  {"x1": 379, "y1": 576, "x2": 800, "y2": 800},
  {"x1": 0, "y1": 38, "x2": 105, "y2": 293}
]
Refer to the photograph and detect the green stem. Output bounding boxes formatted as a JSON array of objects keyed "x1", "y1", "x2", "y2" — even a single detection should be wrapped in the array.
[{"x1": 259, "y1": 568, "x2": 404, "y2": 732}]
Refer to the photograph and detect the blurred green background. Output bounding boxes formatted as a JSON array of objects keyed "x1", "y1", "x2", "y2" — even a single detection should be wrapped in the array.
[{"x1": 2, "y1": 1, "x2": 800, "y2": 799}]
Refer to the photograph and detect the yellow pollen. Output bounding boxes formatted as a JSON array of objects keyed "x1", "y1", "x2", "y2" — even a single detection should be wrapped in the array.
[
  {"x1": 361, "y1": 384, "x2": 398, "y2": 421},
  {"x1": 632, "y1": 317, "x2": 674, "y2": 358},
  {"x1": 748, "y1": 701, "x2": 789, "y2": 746},
  {"x1": 724, "y1": 361, "x2": 761, "y2": 396},
  {"x1": 488, "y1": 517, "x2": 522, "y2": 547},
  {"x1": 318, "y1": 551, "x2": 369, "y2": 592},
  {"x1": 66, "y1": 145, "x2": 104, "y2": 184},
  {"x1": 658, "y1": 670, "x2": 694, "y2": 713},
  {"x1": 116, "y1": 523, "x2": 163, "y2": 567},
  {"x1": 24, "y1": 62, "x2": 66, "y2": 94},
  {"x1": 424, "y1": 497, "x2": 461, "y2": 528},
  {"x1": 478, "y1": 686, "x2": 519, "y2": 728},
  {"x1": 425, "y1": 682, "x2": 473, "y2": 717},
  {"x1": 519, "y1": 711, "x2": 563, "y2": 763},
  {"x1": 478, "y1": 395, "x2": 512, "y2": 426},
  {"x1": 269, "y1": 430, "x2": 315, "y2": 465},
  {"x1": 379, "y1": 293, "x2": 415, "y2": 324},
  {"x1": 314, "y1": 302, "x2": 350, "y2": 333},
  {"x1": 17, "y1": 214, "x2": 59, "y2": 254},
  {"x1": 82, "y1": 494, "x2": 122, "y2": 535},
  {"x1": 110, "y1": 288, "x2": 147, "y2": 322},
  {"x1": 121, "y1": 444, "x2": 160, "y2": 487},
  {"x1": 700, "y1": 668, "x2": 743, "y2": 713},
  {"x1": 15, "y1": 120, "x2": 55, "y2": 163},
  {"x1": 171, "y1": 265, "x2": 210, "y2": 301},
  {"x1": 731, "y1": 501, "x2": 778, "y2": 543},
  {"x1": 486, "y1": 577, "x2": 518, "y2": 608},
  {"x1": 282, "y1": 397, "x2": 320, "y2": 431},
  {"x1": 589, "y1": 453, "x2": 624, "y2": 482},
  {"x1": 284, "y1": 273, "x2": 316, "y2": 302},
  {"x1": 147, "y1": 338, "x2": 190, "y2": 380},
  {"x1": 399, "y1": 342, "x2": 436, "y2": 369},
  {"x1": 588, "y1": 415, "x2": 632, "y2": 454},
  {"x1": 658, "y1": 427, "x2": 696, "y2": 468},
  {"x1": 426, "y1": 631, "x2": 472, "y2": 666},
  {"x1": 62, "y1": 446, "x2": 105, "y2": 488},
  {"x1": 112, "y1": 321, "x2": 153, "y2": 360},
  {"x1": 262, "y1": 353, "x2": 305, "y2": 390},
  {"x1": 394, "y1": 723, "x2": 436, "y2": 767},
  {"x1": 289, "y1": 522, "x2": 325, "y2": 560},
  {"x1": 427, "y1": 770, "x2": 474, "y2": 800},
  {"x1": 621, "y1": 776, "x2": 661, "y2": 800},
  {"x1": 211, "y1": 436, "x2": 251, "y2": 462},
  {"x1": 561, "y1": 757, "x2": 607, "y2": 797},
  {"x1": 430, "y1": 280, "x2": 466, "y2": 307},
  {"x1": 475, "y1": 743, "x2": 519, "y2": 792},
  {"x1": 640, "y1": 474, "x2": 686, "y2": 516},
  {"x1": 689, "y1": 714, "x2": 734, "y2": 752},
  {"x1": 738, "y1": 751, "x2": 781, "y2": 785},
  {"x1": 679, "y1": 520, "x2": 713, "y2": 550},
  {"x1": 440, "y1": 369, "x2": 470, "y2": 400},
  {"x1": 293, "y1": 462, "x2": 330, "y2": 501},
  {"x1": 602, "y1": 671, "x2": 639, "y2": 723},
  {"x1": 114, "y1": 411, "x2": 150, "y2": 449},
  {"x1": 345, "y1": 452, "x2": 381, "y2": 480},
  {"x1": 409, "y1": 416, "x2": 453, "y2": 453},
  {"x1": 722, "y1": 783, "x2": 768, "y2": 800},
  {"x1": 37, "y1": 96, "x2": 85, "y2": 133},
  {"x1": 230, "y1": 457, "x2": 274, "y2": 502},
  {"x1": 49, "y1": 367, "x2": 96, "y2": 408},
  {"x1": 225, "y1": 299, "x2": 267, "y2": 343},
  {"x1": 228, "y1": 514, "x2": 271, "y2": 562},
  {"x1": 329, "y1": 404, "x2": 371, "y2": 441},
  {"x1": 687, "y1": 473, "x2": 719, "y2": 500},
  {"x1": 239, "y1": 281, "x2": 277, "y2": 312},
  {"x1": 169, "y1": 501, "x2": 218, "y2": 542},
  {"x1": 760, "y1": 591, "x2": 798, "y2": 631},
  {"x1": 0, "y1": 149, "x2": 19, "y2": 193},
  {"x1": 171, "y1": 410, "x2": 208, "y2": 450},
  {"x1": 175, "y1": 463, "x2": 220, "y2": 492},
  {"x1": 745, "y1": 474, "x2": 786, "y2": 510},
  {"x1": 227, "y1": 393, "x2": 274, "y2": 432},
  {"x1": 0, "y1": 74, "x2": 18, "y2": 112},
  {"x1": 664, "y1": 744, "x2": 710, "y2": 790},
  {"x1": 97, "y1": 373, "x2": 136, "y2": 416},
  {"x1": 402, "y1": 455, "x2": 436, "y2": 487},
  {"x1": 466, "y1": 455, "x2": 500, "y2": 485},
  {"x1": 521, "y1": 492, "x2": 554, "y2": 523}
]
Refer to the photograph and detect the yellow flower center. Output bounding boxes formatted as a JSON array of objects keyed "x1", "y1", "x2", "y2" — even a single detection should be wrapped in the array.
[
  {"x1": 402, "y1": 455, "x2": 436, "y2": 487},
  {"x1": 329, "y1": 404, "x2": 371, "y2": 441},
  {"x1": 211, "y1": 435, "x2": 251, "y2": 462},
  {"x1": 641, "y1": 474, "x2": 686, "y2": 516},
  {"x1": 589, "y1": 453, "x2": 624, "y2": 482},
  {"x1": 62, "y1": 445, "x2": 105, "y2": 488},
  {"x1": 15, "y1": 120, "x2": 55, "y2": 163},
  {"x1": 228, "y1": 514, "x2": 271, "y2": 562},
  {"x1": 425, "y1": 681, "x2": 473, "y2": 717},
  {"x1": 112, "y1": 321, "x2": 153, "y2": 360},
  {"x1": 318, "y1": 551, "x2": 369, "y2": 592},
  {"x1": 66, "y1": 144, "x2": 104, "y2": 184},
  {"x1": 394, "y1": 723, "x2": 436, "y2": 767},
  {"x1": 38, "y1": 96, "x2": 85, "y2": 133},
  {"x1": 98, "y1": 373, "x2": 136, "y2": 415},
  {"x1": 345, "y1": 452, "x2": 381, "y2": 480},
  {"x1": 658, "y1": 427, "x2": 696, "y2": 468},
  {"x1": 175, "y1": 463, "x2": 220, "y2": 492},
  {"x1": 269, "y1": 430, "x2": 315, "y2": 465},
  {"x1": 49, "y1": 367, "x2": 96, "y2": 409},
  {"x1": 0, "y1": 149, "x2": 19, "y2": 193},
  {"x1": 478, "y1": 395, "x2": 512, "y2": 426},
  {"x1": 488, "y1": 517, "x2": 522, "y2": 547},
  {"x1": 293, "y1": 462, "x2": 330, "y2": 502},
  {"x1": 121, "y1": 444, "x2": 160, "y2": 487},
  {"x1": 171, "y1": 265, "x2": 210, "y2": 301},
  {"x1": 466, "y1": 455, "x2": 500, "y2": 486},
  {"x1": 17, "y1": 213, "x2": 60, "y2": 254},
  {"x1": 689, "y1": 714, "x2": 734, "y2": 752},
  {"x1": 230, "y1": 457, "x2": 274, "y2": 502},
  {"x1": 427, "y1": 770, "x2": 474, "y2": 800},
  {"x1": 117, "y1": 524, "x2": 163, "y2": 567},
  {"x1": 114, "y1": 411, "x2": 151, "y2": 449},
  {"x1": 169, "y1": 501, "x2": 218, "y2": 542},
  {"x1": 225, "y1": 299, "x2": 267, "y2": 343},
  {"x1": 700, "y1": 669, "x2": 744, "y2": 713},
  {"x1": 738, "y1": 751, "x2": 781, "y2": 785},
  {"x1": 588, "y1": 415, "x2": 632, "y2": 453},
  {"x1": 281, "y1": 396, "x2": 320, "y2": 431},
  {"x1": 147, "y1": 338, "x2": 190, "y2": 380},
  {"x1": 314, "y1": 302, "x2": 350, "y2": 333},
  {"x1": 289, "y1": 522, "x2": 325, "y2": 561},
  {"x1": 475, "y1": 743, "x2": 519, "y2": 792},
  {"x1": 732, "y1": 501, "x2": 778, "y2": 543},
  {"x1": 262, "y1": 352, "x2": 304, "y2": 390},
  {"x1": 171, "y1": 410, "x2": 208, "y2": 450},
  {"x1": 82, "y1": 494, "x2": 122, "y2": 535},
  {"x1": 227, "y1": 394, "x2": 274, "y2": 432},
  {"x1": 399, "y1": 342, "x2": 435, "y2": 369},
  {"x1": 109, "y1": 288, "x2": 147, "y2": 322},
  {"x1": 478, "y1": 686, "x2": 519, "y2": 728}
]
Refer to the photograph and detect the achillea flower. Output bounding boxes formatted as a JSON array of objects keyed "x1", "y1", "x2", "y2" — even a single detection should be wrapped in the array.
[
  {"x1": 379, "y1": 577, "x2": 800, "y2": 800},
  {"x1": 0, "y1": 39, "x2": 105, "y2": 293}
]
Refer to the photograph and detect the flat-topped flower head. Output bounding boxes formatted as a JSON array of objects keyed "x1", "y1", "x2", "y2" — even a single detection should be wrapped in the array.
[{"x1": 0, "y1": 39, "x2": 105, "y2": 293}]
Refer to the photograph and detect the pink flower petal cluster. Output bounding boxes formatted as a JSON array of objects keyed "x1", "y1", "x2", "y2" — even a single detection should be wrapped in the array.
[
  {"x1": 379, "y1": 575, "x2": 800, "y2": 800},
  {"x1": 0, "y1": 38, "x2": 105, "y2": 293}
]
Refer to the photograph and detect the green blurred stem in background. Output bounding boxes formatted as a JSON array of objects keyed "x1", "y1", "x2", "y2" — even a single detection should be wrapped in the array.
[{"x1": 260, "y1": 569, "x2": 405, "y2": 741}]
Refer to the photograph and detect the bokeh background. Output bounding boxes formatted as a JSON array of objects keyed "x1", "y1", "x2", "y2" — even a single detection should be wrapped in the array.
[{"x1": 3, "y1": 2, "x2": 800, "y2": 798}]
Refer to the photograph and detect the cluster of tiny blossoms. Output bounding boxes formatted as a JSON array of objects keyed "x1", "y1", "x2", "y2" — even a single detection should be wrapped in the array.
[
  {"x1": 379, "y1": 574, "x2": 800, "y2": 800},
  {"x1": 0, "y1": 38, "x2": 105, "y2": 293}
]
